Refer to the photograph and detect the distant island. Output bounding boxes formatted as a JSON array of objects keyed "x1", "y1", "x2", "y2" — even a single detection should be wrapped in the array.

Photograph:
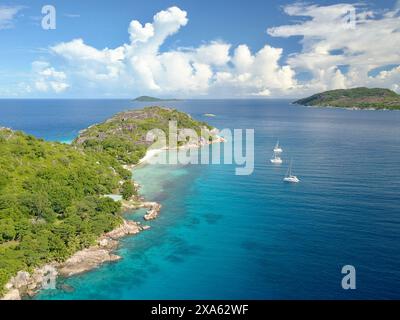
[
  {"x1": 294, "y1": 87, "x2": 400, "y2": 110},
  {"x1": 133, "y1": 96, "x2": 182, "y2": 102}
]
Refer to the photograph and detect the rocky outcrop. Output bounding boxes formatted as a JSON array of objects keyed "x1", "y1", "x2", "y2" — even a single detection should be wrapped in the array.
[
  {"x1": 1, "y1": 289, "x2": 21, "y2": 300},
  {"x1": 58, "y1": 248, "x2": 121, "y2": 277},
  {"x1": 1, "y1": 265, "x2": 58, "y2": 300},
  {"x1": 105, "y1": 219, "x2": 142, "y2": 239},
  {"x1": 58, "y1": 220, "x2": 145, "y2": 277},
  {"x1": 143, "y1": 202, "x2": 162, "y2": 221},
  {"x1": 121, "y1": 200, "x2": 162, "y2": 221},
  {"x1": 121, "y1": 199, "x2": 141, "y2": 210},
  {"x1": 1, "y1": 220, "x2": 149, "y2": 300}
]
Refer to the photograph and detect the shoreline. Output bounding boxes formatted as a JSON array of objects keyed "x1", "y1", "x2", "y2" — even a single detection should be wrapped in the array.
[
  {"x1": 1, "y1": 167, "x2": 161, "y2": 300},
  {"x1": 295, "y1": 103, "x2": 400, "y2": 111},
  {"x1": 1, "y1": 219, "x2": 148, "y2": 300},
  {"x1": 1, "y1": 195, "x2": 162, "y2": 300},
  {"x1": 126, "y1": 135, "x2": 226, "y2": 169},
  {"x1": 1, "y1": 136, "x2": 224, "y2": 300}
]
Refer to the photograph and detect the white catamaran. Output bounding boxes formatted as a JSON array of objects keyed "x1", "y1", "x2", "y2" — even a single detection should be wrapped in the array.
[
  {"x1": 270, "y1": 152, "x2": 283, "y2": 164},
  {"x1": 273, "y1": 140, "x2": 283, "y2": 153},
  {"x1": 283, "y1": 160, "x2": 300, "y2": 183}
]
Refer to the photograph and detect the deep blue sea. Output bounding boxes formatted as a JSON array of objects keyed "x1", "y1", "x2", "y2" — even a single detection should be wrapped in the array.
[{"x1": 0, "y1": 99, "x2": 399, "y2": 299}]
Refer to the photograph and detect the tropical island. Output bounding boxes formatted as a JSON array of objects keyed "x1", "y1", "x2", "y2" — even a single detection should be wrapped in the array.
[
  {"x1": 0, "y1": 106, "x2": 217, "y2": 299},
  {"x1": 294, "y1": 87, "x2": 400, "y2": 110},
  {"x1": 133, "y1": 96, "x2": 182, "y2": 102}
]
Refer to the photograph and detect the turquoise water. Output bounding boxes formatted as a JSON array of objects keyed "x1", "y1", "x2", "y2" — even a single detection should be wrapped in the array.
[{"x1": 1, "y1": 99, "x2": 399, "y2": 299}]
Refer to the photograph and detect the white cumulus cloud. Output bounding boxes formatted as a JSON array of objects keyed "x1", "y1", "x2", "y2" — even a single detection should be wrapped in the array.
[
  {"x1": 267, "y1": 3, "x2": 400, "y2": 94},
  {"x1": 0, "y1": 5, "x2": 24, "y2": 29},
  {"x1": 32, "y1": 61, "x2": 69, "y2": 93},
  {"x1": 26, "y1": 4, "x2": 400, "y2": 97},
  {"x1": 43, "y1": 6, "x2": 297, "y2": 97}
]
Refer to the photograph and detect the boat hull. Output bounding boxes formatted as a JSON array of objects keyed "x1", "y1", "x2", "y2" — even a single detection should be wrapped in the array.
[{"x1": 283, "y1": 176, "x2": 300, "y2": 183}]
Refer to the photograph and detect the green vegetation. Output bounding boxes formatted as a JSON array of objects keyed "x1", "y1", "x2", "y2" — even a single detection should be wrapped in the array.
[
  {"x1": 121, "y1": 181, "x2": 136, "y2": 200},
  {"x1": 133, "y1": 96, "x2": 181, "y2": 102},
  {"x1": 73, "y1": 106, "x2": 214, "y2": 165},
  {"x1": 294, "y1": 87, "x2": 400, "y2": 110},
  {"x1": 0, "y1": 106, "x2": 214, "y2": 295},
  {"x1": 0, "y1": 128, "x2": 132, "y2": 294}
]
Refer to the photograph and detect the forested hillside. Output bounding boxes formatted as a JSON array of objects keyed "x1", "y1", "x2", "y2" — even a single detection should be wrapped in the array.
[
  {"x1": 0, "y1": 128, "x2": 136, "y2": 293},
  {"x1": 294, "y1": 87, "x2": 400, "y2": 110},
  {"x1": 0, "y1": 106, "x2": 214, "y2": 295}
]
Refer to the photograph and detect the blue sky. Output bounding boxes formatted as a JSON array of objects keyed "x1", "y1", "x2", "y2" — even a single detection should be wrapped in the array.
[{"x1": 0, "y1": 0, "x2": 399, "y2": 98}]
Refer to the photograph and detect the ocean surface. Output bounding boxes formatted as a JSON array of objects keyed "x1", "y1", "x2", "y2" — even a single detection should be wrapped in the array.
[{"x1": 0, "y1": 99, "x2": 399, "y2": 299}]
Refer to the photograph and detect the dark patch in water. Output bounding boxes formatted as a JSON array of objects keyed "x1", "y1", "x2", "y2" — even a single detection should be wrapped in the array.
[
  {"x1": 203, "y1": 213, "x2": 223, "y2": 224},
  {"x1": 164, "y1": 236, "x2": 202, "y2": 263},
  {"x1": 60, "y1": 284, "x2": 75, "y2": 293},
  {"x1": 154, "y1": 192, "x2": 168, "y2": 202},
  {"x1": 166, "y1": 254, "x2": 184, "y2": 263},
  {"x1": 241, "y1": 240, "x2": 264, "y2": 252},
  {"x1": 185, "y1": 216, "x2": 201, "y2": 228}
]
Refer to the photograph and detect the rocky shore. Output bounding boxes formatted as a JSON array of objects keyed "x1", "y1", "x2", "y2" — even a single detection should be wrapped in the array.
[
  {"x1": 1, "y1": 155, "x2": 163, "y2": 300},
  {"x1": 1, "y1": 135, "x2": 224, "y2": 300},
  {"x1": 59, "y1": 220, "x2": 145, "y2": 277},
  {"x1": 1, "y1": 220, "x2": 148, "y2": 300},
  {"x1": 122, "y1": 199, "x2": 162, "y2": 221}
]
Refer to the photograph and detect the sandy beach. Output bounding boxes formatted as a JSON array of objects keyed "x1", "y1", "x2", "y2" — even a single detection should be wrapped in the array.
[{"x1": 137, "y1": 135, "x2": 226, "y2": 165}]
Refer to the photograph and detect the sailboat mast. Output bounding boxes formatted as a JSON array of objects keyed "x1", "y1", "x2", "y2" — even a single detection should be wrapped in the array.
[{"x1": 285, "y1": 161, "x2": 290, "y2": 177}]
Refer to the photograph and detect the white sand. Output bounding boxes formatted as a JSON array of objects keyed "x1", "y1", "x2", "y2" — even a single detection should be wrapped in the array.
[
  {"x1": 137, "y1": 135, "x2": 226, "y2": 165},
  {"x1": 138, "y1": 148, "x2": 166, "y2": 164}
]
